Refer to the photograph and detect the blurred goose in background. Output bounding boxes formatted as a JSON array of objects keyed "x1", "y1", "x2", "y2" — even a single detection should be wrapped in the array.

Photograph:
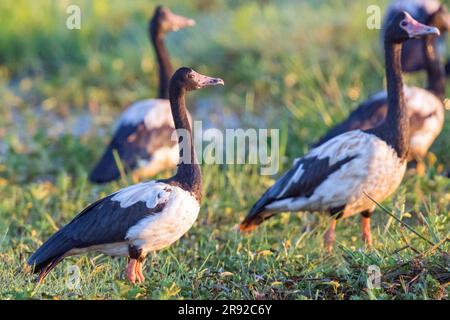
[
  {"x1": 29, "y1": 68, "x2": 224, "y2": 283},
  {"x1": 240, "y1": 12, "x2": 440, "y2": 253},
  {"x1": 383, "y1": 0, "x2": 450, "y2": 74},
  {"x1": 313, "y1": 5, "x2": 449, "y2": 170},
  {"x1": 89, "y1": 6, "x2": 195, "y2": 184}
]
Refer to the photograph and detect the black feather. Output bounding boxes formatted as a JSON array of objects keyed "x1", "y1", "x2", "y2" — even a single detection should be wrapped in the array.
[{"x1": 89, "y1": 122, "x2": 176, "y2": 183}]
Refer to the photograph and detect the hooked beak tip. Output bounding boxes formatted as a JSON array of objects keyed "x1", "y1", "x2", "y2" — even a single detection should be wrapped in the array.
[
  {"x1": 410, "y1": 26, "x2": 440, "y2": 38},
  {"x1": 424, "y1": 26, "x2": 440, "y2": 36},
  {"x1": 430, "y1": 26, "x2": 441, "y2": 36}
]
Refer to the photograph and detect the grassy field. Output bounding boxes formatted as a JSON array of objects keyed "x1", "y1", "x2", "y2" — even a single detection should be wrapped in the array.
[{"x1": 0, "y1": 0, "x2": 449, "y2": 300}]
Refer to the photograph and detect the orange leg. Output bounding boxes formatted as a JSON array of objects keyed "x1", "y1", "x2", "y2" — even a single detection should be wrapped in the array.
[
  {"x1": 324, "y1": 219, "x2": 337, "y2": 254},
  {"x1": 135, "y1": 261, "x2": 145, "y2": 283},
  {"x1": 126, "y1": 259, "x2": 138, "y2": 284},
  {"x1": 415, "y1": 161, "x2": 426, "y2": 177},
  {"x1": 361, "y1": 215, "x2": 373, "y2": 247}
]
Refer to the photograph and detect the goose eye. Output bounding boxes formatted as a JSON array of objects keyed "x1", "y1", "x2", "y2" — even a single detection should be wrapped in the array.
[{"x1": 400, "y1": 21, "x2": 408, "y2": 27}]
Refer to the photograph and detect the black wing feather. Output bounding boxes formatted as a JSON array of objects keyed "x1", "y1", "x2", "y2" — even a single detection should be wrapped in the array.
[
  {"x1": 89, "y1": 122, "x2": 176, "y2": 183},
  {"x1": 241, "y1": 155, "x2": 356, "y2": 230}
]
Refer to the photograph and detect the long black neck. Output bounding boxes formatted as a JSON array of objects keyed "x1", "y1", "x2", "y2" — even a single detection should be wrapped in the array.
[
  {"x1": 370, "y1": 41, "x2": 409, "y2": 160},
  {"x1": 423, "y1": 34, "x2": 445, "y2": 100},
  {"x1": 169, "y1": 86, "x2": 202, "y2": 200},
  {"x1": 151, "y1": 29, "x2": 173, "y2": 99}
]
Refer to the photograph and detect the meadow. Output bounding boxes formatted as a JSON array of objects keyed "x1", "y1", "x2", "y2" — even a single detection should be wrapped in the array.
[{"x1": 0, "y1": 0, "x2": 448, "y2": 299}]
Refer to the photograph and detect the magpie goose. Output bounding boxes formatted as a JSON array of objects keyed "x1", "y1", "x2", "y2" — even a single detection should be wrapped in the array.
[
  {"x1": 89, "y1": 6, "x2": 195, "y2": 183},
  {"x1": 29, "y1": 68, "x2": 224, "y2": 283},
  {"x1": 240, "y1": 12, "x2": 440, "y2": 253},
  {"x1": 313, "y1": 5, "x2": 448, "y2": 170}
]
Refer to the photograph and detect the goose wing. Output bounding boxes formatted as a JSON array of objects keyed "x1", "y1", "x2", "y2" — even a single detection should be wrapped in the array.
[
  {"x1": 28, "y1": 181, "x2": 172, "y2": 276},
  {"x1": 89, "y1": 99, "x2": 177, "y2": 183},
  {"x1": 241, "y1": 131, "x2": 371, "y2": 230}
]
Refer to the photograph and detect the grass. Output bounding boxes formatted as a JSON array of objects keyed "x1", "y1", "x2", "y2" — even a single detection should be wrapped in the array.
[{"x1": 0, "y1": 0, "x2": 449, "y2": 299}]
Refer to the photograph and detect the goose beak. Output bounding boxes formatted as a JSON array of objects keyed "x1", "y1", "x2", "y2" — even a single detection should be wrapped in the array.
[
  {"x1": 409, "y1": 25, "x2": 440, "y2": 38},
  {"x1": 196, "y1": 74, "x2": 224, "y2": 88},
  {"x1": 167, "y1": 12, "x2": 196, "y2": 31},
  {"x1": 402, "y1": 12, "x2": 440, "y2": 38}
]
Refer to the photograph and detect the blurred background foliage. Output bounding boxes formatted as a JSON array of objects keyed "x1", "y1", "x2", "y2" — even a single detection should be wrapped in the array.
[{"x1": 0, "y1": 0, "x2": 401, "y2": 181}]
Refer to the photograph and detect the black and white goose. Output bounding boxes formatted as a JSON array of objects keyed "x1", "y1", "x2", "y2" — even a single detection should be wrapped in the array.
[
  {"x1": 313, "y1": 5, "x2": 448, "y2": 166},
  {"x1": 240, "y1": 12, "x2": 440, "y2": 252},
  {"x1": 28, "y1": 68, "x2": 224, "y2": 283},
  {"x1": 89, "y1": 6, "x2": 195, "y2": 184},
  {"x1": 382, "y1": 0, "x2": 449, "y2": 73}
]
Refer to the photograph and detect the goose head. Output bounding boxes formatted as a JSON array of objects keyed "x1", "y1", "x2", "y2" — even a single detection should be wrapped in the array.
[
  {"x1": 170, "y1": 67, "x2": 224, "y2": 92},
  {"x1": 385, "y1": 11, "x2": 440, "y2": 43},
  {"x1": 150, "y1": 6, "x2": 195, "y2": 35}
]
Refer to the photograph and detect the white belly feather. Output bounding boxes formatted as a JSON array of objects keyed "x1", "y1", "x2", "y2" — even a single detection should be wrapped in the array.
[{"x1": 339, "y1": 136, "x2": 406, "y2": 218}]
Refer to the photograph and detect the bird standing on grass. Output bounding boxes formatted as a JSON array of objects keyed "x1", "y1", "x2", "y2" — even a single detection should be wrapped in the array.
[
  {"x1": 313, "y1": 5, "x2": 449, "y2": 172},
  {"x1": 89, "y1": 6, "x2": 195, "y2": 184},
  {"x1": 29, "y1": 68, "x2": 224, "y2": 283},
  {"x1": 240, "y1": 12, "x2": 440, "y2": 253}
]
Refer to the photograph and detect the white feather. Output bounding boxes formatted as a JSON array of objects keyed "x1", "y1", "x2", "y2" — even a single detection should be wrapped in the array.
[
  {"x1": 111, "y1": 181, "x2": 172, "y2": 209},
  {"x1": 365, "y1": 85, "x2": 443, "y2": 115},
  {"x1": 359, "y1": 86, "x2": 444, "y2": 159},
  {"x1": 117, "y1": 99, "x2": 173, "y2": 129},
  {"x1": 113, "y1": 99, "x2": 193, "y2": 176},
  {"x1": 404, "y1": 86, "x2": 444, "y2": 116},
  {"x1": 404, "y1": 86, "x2": 445, "y2": 158},
  {"x1": 125, "y1": 186, "x2": 200, "y2": 253}
]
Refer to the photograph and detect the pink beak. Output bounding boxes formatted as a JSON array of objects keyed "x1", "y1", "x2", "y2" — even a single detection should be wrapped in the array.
[
  {"x1": 195, "y1": 73, "x2": 224, "y2": 88},
  {"x1": 402, "y1": 12, "x2": 440, "y2": 38},
  {"x1": 166, "y1": 11, "x2": 196, "y2": 31}
]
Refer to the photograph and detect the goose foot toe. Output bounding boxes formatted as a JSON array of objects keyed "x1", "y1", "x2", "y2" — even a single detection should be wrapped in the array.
[{"x1": 126, "y1": 259, "x2": 138, "y2": 284}]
